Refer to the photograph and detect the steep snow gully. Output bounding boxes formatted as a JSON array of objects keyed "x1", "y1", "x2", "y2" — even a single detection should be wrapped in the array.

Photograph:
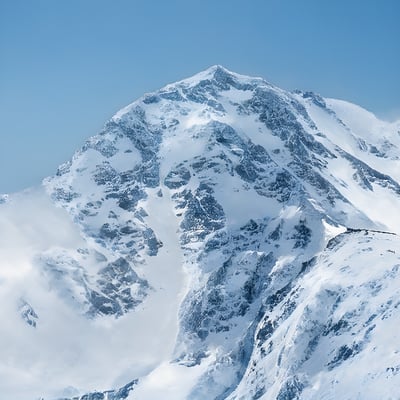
[{"x1": 1, "y1": 66, "x2": 400, "y2": 400}]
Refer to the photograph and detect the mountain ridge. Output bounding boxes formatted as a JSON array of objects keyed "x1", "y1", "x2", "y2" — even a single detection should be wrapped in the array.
[{"x1": 1, "y1": 66, "x2": 400, "y2": 399}]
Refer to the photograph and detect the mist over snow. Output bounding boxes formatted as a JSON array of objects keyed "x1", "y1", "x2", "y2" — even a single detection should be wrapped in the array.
[
  {"x1": 0, "y1": 189, "x2": 190, "y2": 399},
  {"x1": 1, "y1": 66, "x2": 400, "y2": 400}
]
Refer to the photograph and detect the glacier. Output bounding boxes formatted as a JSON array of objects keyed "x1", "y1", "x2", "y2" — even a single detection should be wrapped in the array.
[{"x1": 0, "y1": 66, "x2": 400, "y2": 399}]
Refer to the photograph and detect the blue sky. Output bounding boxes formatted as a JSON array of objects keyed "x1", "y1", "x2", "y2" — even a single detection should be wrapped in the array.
[{"x1": 1, "y1": 0, "x2": 399, "y2": 193}]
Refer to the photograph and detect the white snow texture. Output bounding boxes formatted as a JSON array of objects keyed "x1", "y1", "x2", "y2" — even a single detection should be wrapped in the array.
[{"x1": 1, "y1": 66, "x2": 400, "y2": 400}]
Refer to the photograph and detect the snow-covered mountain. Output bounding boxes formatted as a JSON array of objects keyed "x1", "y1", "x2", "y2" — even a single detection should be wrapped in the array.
[{"x1": 1, "y1": 66, "x2": 400, "y2": 400}]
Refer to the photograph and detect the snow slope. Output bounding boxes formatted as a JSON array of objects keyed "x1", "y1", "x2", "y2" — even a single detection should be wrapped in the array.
[
  {"x1": 229, "y1": 229, "x2": 400, "y2": 400},
  {"x1": 0, "y1": 66, "x2": 399, "y2": 400}
]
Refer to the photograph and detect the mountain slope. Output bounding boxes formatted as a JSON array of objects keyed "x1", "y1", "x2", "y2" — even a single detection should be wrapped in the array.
[
  {"x1": 0, "y1": 66, "x2": 399, "y2": 400},
  {"x1": 229, "y1": 229, "x2": 400, "y2": 400}
]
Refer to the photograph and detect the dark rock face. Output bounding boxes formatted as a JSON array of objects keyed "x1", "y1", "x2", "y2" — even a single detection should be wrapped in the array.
[
  {"x1": 292, "y1": 219, "x2": 312, "y2": 249},
  {"x1": 93, "y1": 257, "x2": 148, "y2": 317},
  {"x1": 164, "y1": 165, "x2": 191, "y2": 189},
  {"x1": 327, "y1": 343, "x2": 362, "y2": 370},
  {"x1": 19, "y1": 299, "x2": 39, "y2": 327},
  {"x1": 0, "y1": 195, "x2": 8, "y2": 204},
  {"x1": 239, "y1": 86, "x2": 355, "y2": 209},
  {"x1": 183, "y1": 252, "x2": 276, "y2": 342},
  {"x1": 276, "y1": 376, "x2": 305, "y2": 400},
  {"x1": 60, "y1": 379, "x2": 137, "y2": 400},
  {"x1": 51, "y1": 187, "x2": 80, "y2": 203},
  {"x1": 339, "y1": 149, "x2": 400, "y2": 194},
  {"x1": 82, "y1": 137, "x2": 119, "y2": 158},
  {"x1": 299, "y1": 91, "x2": 327, "y2": 109},
  {"x1": 37, "y1": 252, "x2": 148, "y2": 318},
  {"x1": 177, "y1": 183, "x2": 226, "y2": 245}
]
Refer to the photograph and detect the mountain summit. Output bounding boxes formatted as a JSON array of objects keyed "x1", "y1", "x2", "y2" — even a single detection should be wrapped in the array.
[{"x1": 1, "y1": 66, "x2": 400, "y2": 399}]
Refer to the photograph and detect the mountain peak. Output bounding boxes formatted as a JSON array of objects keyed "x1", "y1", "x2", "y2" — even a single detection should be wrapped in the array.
[
  {"x1": 2, "y1": 67, "x2": 400, "y2": 400},
  {"x1": 112, "y1": 66, "x2": 270, "y2": 122},
  {"x1": 175, "y1": 64, "x2": 266, "y2": 88}
]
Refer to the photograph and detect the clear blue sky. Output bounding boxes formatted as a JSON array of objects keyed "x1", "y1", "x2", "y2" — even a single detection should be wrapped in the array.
[{"x1": 1, "y1": 0, "x2": 399, "y2": 193}]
